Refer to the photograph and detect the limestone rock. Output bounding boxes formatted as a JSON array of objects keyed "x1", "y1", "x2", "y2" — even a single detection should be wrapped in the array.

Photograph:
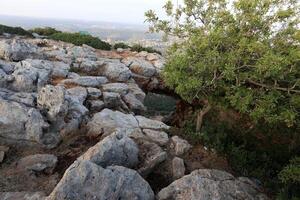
[
  {"x1": 47, "y1": 160, "x2": 155, "y2": 200},
  {"x1": 0, "y1": 192, "x2": 46, "y2": 200},
  {"x1": 101, "y1": 62, "x2": 132, "y2": 82},
  {"x1": 170, "y1": 136, "x2": 192, "y2": 156},
  {"x1": 143, "y1": 129, "x2": 169, "y2": 146},
  {"x1": 172, "y1": 157, "x2": 185, "y2": 180},
  {"x1": 136, "y1": 115, "x2": 170, "y2": 130},
  {"x1": 137, "y1": 140, "x2": 167, "y2": 177},
  {"x1": 79, "y1": 131, "x2": 139, "y2": 168},
  {"x1": 122, "y1": 92, "x2": 146, "y2": 114},
  {"x1": 87, "y1": 100, "x2": 105, "y2": 112},
  {"x1": 87, "y1": 109, "x2": 138, "y2": 137},
  {"x1": 61, "y1": 76, "x2": 108, "y2": 88},
  {"x1": 102, "y1": 83, "x2": 129, "y2": 95},
  {"x1": 123, "y1": 57, "x2": 156, "y2": 77},
  {"x1": 87, "y1": 87, "x2": 102, "y2": 99},
  {"x1": 157, "y1": 169, "x2": 269, "y2": 200}
]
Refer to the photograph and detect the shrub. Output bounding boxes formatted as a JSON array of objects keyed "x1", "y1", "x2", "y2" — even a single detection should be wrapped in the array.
[
  {"x1": 113, "y1": 42, "x2": 131, "y2": 49},
  {"x1": 29, "y1": 27, "x2": 61, "y2": 36},
  {"x1": 0, "y1": 24, "x2": 32, "y2": 36},
  {"x1": 49, "y1": 32, "x2": 111, "y2": 50},
  {"x1": 131, "y1": 44, "x2": 162, "y2": 55}
]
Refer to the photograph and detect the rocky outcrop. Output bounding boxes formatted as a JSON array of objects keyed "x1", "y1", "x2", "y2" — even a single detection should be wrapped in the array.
[
  {"x1": 157, "y1": 169, "x2": 268, "y2": 200},
  {"x1": 0, "y1": 36, "x2": 268, "y2": 200}
]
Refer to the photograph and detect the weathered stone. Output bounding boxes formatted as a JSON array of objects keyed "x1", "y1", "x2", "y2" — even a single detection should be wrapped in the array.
[
  {"x1": 37, "y1": 85, "x2": 68, "y2": 122},
  {"x1": 0, "y1": 192, "x2": 46, "y2": 200},
  {"x1": 102, "y1": 92, "x2": 128, "y2": 111},
  {"x1": 101, "y1": 62, "x2": 132, "y2": 82},
  {"x1": 61, "y1": 76, "x2": 108, "y2": 88},
  {"x1": 157, "y1": 169, "x2": 269, "y2": 200},
  {"x1": 170, "y1": 136, "x2": 192, "y2": 156},
  {"x1": 0, "y1": 88, "x2": 36, "y2": 107},
  {"x1": 0, "y1": 151, "x2": 4, "y2": 163},
  {"x1": 47, "y1": 160, "x2": 155, "y2": 200},
  {"x1": 87, "y1": 109, "x2": 138, "y2": 137},
  {"x1": 66, "y1": 87, "x2": 87, "y2": 104},
  {"x1": 79, "y1": 131, "x2": 139, "y2": 168},
  {"x1": 143, "y1": 129, "x2": 169, "y2": 146},
  {"x1": 87, "y1": 100, "x2": 105, "y2": 112},
  {"x1": 102, "y1": 83, "x2": 129, "y2": 95},
  {"x1": 0, "y1": 39, "x2": 43, "y2": 61},
  {"x1": 87, "y1": 87, "x2": 102, "y2": 99},
  {"x1": 136, "y1": 115, "x2": 170, "y2": 130},
  {"x1": 17, "y1": 154, "x2": 58, "y2": 174},
  {"x1": 137, "y1": 140, "x2": 167, "y2": 177},
  {"x1": 172, "y1": 157, "x2": 185, "y2": 180},
  {"x1": 123, "y1": 57, "x2": 156, "y2": 77}
]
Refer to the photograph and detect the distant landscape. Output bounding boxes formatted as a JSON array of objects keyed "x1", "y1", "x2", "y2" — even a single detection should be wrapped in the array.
[{"x1": 0, "y1": 15, "x2": 168, "y2": 50}]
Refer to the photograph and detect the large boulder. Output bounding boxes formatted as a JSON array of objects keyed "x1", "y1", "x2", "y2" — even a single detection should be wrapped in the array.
[
  {"x1": 157, "y1": 169, "x2": 268, "y2": 200},
  {"x1": 79, "y1": 131, "x2": 139, "y2": 168},
  {"x1": 87, "y1": 109, "x2": 139, "y2": 137},
  {"x1": 47, "y1": 160, "x2": 155, "y2": 200}
]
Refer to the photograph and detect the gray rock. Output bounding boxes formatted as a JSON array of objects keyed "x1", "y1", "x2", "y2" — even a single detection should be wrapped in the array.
[
  {"x1": 0, "y1": 88, "x2": 36, "y2": 106},
  {"x1": 137, "y1": 140, "x2": 167, "y2": 177},
  {"x1": 172, "y1": 157, "x2": 185, "y2": 180},
  {"x1": 123, "y1": 57, "x2": 156, "y2": 77},
  {"x1": 87, "y1": 109, "x2": 139, "y2": 137},
  {"x1": 143, "y1": 129, "x2": 169, "y2": 146},
  {"x1": 61, "y1": 76, "x2": 108, "y2": 88},
  {"x1": 51, "y1": 61, "x2": 70, "y2": 78},
  {"x1": 102, "y1": 83, "x2": 129, "y2": 95},
  {"x1": 87, "y1": 87, "x2": 102, "y2": 99},
  {"x1": 17, "y1": 154, "x2": 58, "y2": 174},
  {"x1": 128, "y1": 83, "x2": 146, "y2": 102},
  {"x1": 87, "y1": 100, "x2": 105, "y2": 112},
  {"x1": 67, "y1": 46, "x2": 97, "y2": 60},
  {"x1": 0, "y1": 151, "x2": 4, "y2": 163},
  {"x1": 122, "y1": 92, "x2": 146, "y2": 114},
  {"x1": 0, "y1": 39, "x2": 43, "y2": 61},
  {"x1": 170, "y1": 136, "x2": 192, "y2": 156},
  {"x1": 79, "y1": 131, "x2": 139, "y2": 168},
  {"x1": 101, "y1": 62, "x2": 132, "y2": 82},
  {"x1": 0, "y1": 59, "x2": 15, "y2": 74},
  {"x1": 157, "y1": 169, "x2": 269, "y2": 200},
  {"x1": 66, "y1": 87, "x2": 87, "y2": 104},
  {"x1": 47, "y1": 160, "x2": 155, "y2": 200},
  {"x1": 37, "y1": 85, "x2": 68, "y2": 123},
  {"x1": 102, "y1": 92, "x2": 129, "y2": 111},
  {"x1": 136, "y1": 115, "x2": 170, "y2": 130},
  {"x1": 0, "y1": 192, "x2": 46, "y2": 200}
]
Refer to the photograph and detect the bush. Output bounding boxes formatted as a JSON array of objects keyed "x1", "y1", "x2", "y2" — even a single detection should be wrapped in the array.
[
  {"x1": 181, "y1": 109, "x2": 300, "y2": 198},
  {"x1": 29, "y1": 27, "x2": 61, "y2": 36},
  {"x1": 113, "y1": 42, "x2": 131, "y2": 49},
  {"x1": 0, "y1": 24, "x2": 32, "y2": 36},
  {"x1": 49, "y1": 32, "x2": 111, "y2": 50},
  {"x1": 131, "y1": 44, "x2": 162, "y2": 55}
]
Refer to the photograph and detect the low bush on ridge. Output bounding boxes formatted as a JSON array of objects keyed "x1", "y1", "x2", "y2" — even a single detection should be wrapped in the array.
[
  {"x1": 0, "y1": 24, "x2": 32, "y2": 36},
  {"x1": 49, "y1": 32, "x2": 111, "y2": 50}
]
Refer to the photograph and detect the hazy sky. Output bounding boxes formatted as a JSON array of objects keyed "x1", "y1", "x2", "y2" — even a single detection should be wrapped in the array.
[{"x1": 0, "y1": 0, "x2": 168, "y2": 25}]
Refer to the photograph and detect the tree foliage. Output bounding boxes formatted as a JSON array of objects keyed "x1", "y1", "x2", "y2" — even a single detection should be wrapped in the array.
[
  {"x1": 145, "y1": 0, "x2": 300, "y2": 128},
  {"x1": 0, "y1": 24, "x2": 32, "y2": 36}
]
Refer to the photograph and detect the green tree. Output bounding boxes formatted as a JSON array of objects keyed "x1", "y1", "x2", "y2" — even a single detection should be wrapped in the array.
[{"x1": 146, "y1": 0, "x2": 300, "y2": 132}]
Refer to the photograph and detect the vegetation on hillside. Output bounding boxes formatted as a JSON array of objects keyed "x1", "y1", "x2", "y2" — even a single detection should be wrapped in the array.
[
  {"x1": 0, "y1": 24, "x2": 32, "y2": 36},
  {"x1": 49, "y1": 32, "x2": 111, "y2": 50},
  {"x1": 146, "y1": 0, "x2": 300, "y2": 198},
  {"x1": 29, "y1": 27, "x2": 62, "y2": 36},
  {"x1": 113, "y1": 42, "x2": 162, "y2": 55}
]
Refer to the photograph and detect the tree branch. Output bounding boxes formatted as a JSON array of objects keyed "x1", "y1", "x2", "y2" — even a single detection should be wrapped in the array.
[{"x1": 246, "y1": 79, "x2": 300, "y2": 94}]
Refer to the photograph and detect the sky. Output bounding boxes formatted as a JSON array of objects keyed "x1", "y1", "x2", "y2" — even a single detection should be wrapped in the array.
[{"x1": 0, "y1": 0, "x2": 169, "y2": 25}]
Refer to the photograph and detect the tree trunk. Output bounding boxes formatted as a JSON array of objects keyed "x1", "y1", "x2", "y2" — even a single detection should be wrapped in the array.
[{"x1": 196, "y1": 102, "x2": 211, "y2": 132}]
